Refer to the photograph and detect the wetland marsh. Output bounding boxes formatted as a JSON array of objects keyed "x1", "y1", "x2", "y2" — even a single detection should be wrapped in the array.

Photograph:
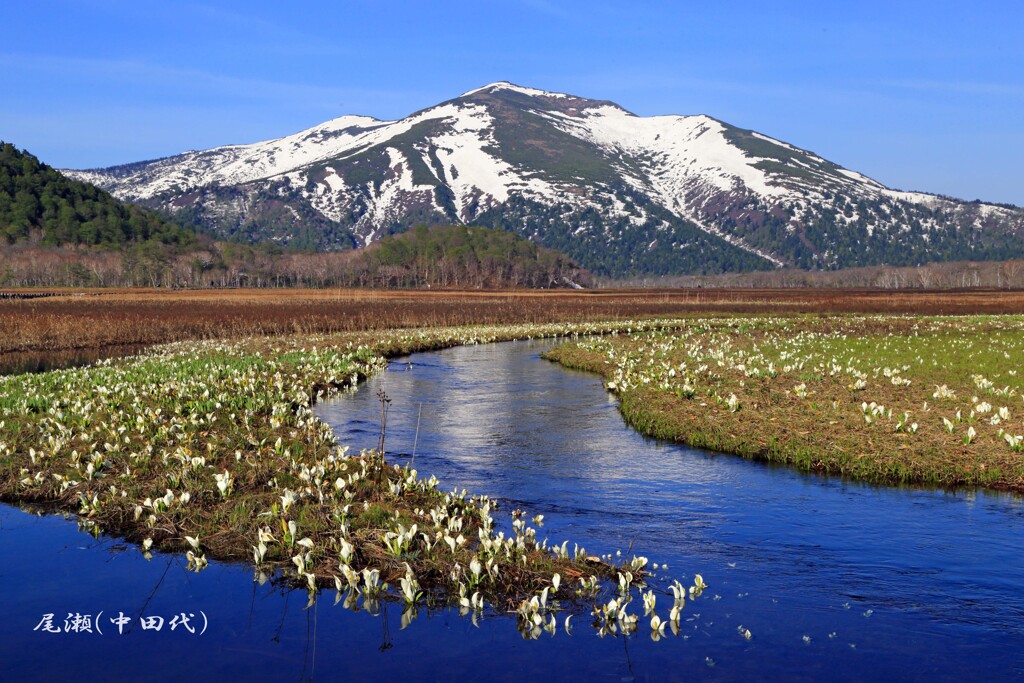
[
  {"x1": 1, "y1": 336, "x2": 1022, "y2": 681},
  {"x1": 2, "y1": 294, "x2": 1024, "y2": 680}
]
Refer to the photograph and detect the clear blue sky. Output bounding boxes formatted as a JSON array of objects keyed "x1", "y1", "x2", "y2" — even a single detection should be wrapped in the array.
[{"x1": 3, "y1": 1, "x2": 1021, "y2": 205}]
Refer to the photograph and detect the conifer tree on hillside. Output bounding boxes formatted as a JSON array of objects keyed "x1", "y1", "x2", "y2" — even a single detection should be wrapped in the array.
[{"x1": 0, "y1": 142, "x2": 194, "y2": 247}]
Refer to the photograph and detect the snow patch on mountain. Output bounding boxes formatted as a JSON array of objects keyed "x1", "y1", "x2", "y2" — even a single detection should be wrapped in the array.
[
  {"x1": 835, "y1": 167, "x2": 885, "y2": 189},
  {"x1": 61, "y1": 81, "x2": 1023, "y2": 273},
  {"x1": 429, "y1": 104, "x2": 514, "y2": 215},
  {"x1": 78, "y1": 115, "x2": 389, "y2": 200},
  {"x1": 461, "y1": 81, "x2": 571, "y2": 99},
  {"x1": 321, "y1": 168, "x2": 346, "y2": 194},
  {"x1": 554, "y1": 106, "x2": 787, "y2": 198},
  {"x1": 358, "y1": 147, "x2": 437, "y2": 242},
  {"x1": 529, "y1": 105, "x2": 795, "y2": 260},
  {"x1": 424, "y1": 102, "x2": 575, "y2": 219},
  {"x1": 881, "y1": 189, "x2": 941, "y2": 205},
  {"x1": 302, "y1": 167, "x2": 348, "y2": 223}
]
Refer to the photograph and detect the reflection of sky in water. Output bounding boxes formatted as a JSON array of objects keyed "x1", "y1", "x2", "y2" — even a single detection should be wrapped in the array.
[
  {"x1": 3, "y1": 339, "x2": 1023, "y2": 681},
  {"x1": 320, "y1": 339, "x2": 1024, "y2": 678}
]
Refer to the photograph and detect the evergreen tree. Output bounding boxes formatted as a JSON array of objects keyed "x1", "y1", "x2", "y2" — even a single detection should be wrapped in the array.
[{"x1": 0, "y1": 141, "x2": 195, "y2": 248}]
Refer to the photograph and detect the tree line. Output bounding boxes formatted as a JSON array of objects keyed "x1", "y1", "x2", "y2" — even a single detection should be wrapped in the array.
[
  {"x1": 609, "y1": 258, "x2": 1024, "y2": 290},
  {"x1": 0, "y1": 225, "x2": 594, "y2": 290}
]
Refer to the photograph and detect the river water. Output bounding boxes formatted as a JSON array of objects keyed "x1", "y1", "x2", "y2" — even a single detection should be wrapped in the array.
[{"x1": 3, "y1": 339, "x2": 1023, "y2": 681}]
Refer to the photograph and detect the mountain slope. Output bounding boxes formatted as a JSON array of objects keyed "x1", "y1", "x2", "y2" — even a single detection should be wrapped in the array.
[
  {"x1": 65, "y1": 82, "x2": 1024, "y2": 276},
  {"x1": 0, "y1": 141, "x2": 194, "y2": 247}
]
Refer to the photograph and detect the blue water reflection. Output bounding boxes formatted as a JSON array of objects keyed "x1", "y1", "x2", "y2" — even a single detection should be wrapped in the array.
[
  {"x1": 2, "y1": 339, "x2": 1023, "y2": 681},
  {"x1": 318, "y1": 339, "x2": 1024, "y2": 680}
]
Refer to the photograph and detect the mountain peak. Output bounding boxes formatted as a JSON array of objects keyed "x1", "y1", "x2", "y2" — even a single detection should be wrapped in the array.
[
  {"x1": 61, "y1": 83, "x2": 1024, "y2": 276},
  {"x1": 459, "y1": 81, "x2": 572, "y2": 99}
]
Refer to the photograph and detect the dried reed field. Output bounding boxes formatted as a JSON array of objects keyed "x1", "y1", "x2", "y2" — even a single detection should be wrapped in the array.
[{"x1": 3, "y1": 287, "x2": 1024, "y2": 355}]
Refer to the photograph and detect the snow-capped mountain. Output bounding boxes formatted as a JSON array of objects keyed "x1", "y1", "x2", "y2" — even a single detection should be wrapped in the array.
[{"x1": 65, "y1": 82, "x2": 1024, "y2": 276}]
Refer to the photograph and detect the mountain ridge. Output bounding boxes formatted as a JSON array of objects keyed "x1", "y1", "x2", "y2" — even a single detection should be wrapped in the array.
[{"x1": 64, "y1": 82, "x2": 1024, "y2": 276}]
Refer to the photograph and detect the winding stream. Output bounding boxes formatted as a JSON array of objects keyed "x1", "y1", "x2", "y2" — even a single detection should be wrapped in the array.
[
  {"x1": 317, "y1": 339, "x2": 1024, "y2": 680},
  {"x1": 3, "y1": 339, "x2": 1023, "y2": 681}
]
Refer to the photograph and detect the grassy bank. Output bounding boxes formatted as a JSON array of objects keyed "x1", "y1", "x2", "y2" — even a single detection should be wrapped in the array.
[
  {"x1": 545, "y1": 315, "x2": 1024, "y2": 493},
  {"x1": 0, "y1": 319, "x2": 708, "y2": 638}
]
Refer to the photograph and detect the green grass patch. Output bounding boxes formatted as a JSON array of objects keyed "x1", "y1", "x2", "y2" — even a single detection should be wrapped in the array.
[{"x1": 546, "y1": 314, "x2": 1024, "y2": 492}]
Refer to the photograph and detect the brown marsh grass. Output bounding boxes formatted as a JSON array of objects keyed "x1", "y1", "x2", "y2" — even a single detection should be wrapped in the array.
[{"x1": 3, "y1": 287, "x2": 1024, "y2": 356}]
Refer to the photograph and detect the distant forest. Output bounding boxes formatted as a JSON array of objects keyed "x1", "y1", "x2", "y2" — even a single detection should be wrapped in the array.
[
  {"x1": 0, "y1": 142, "x2": 591, "y2": 289},
  {"x1": 609, "y1": 258, "x2": 1024, "y2": 290},
  {"x1": 358, "y1": 224, "x2": 591, "y2": 288},
  {"x1": 0, "y1": 224, "x2": 593, "y2": 289},
  {"x1": 0, "y1": 142, "x2": 194, "y2": 247}
]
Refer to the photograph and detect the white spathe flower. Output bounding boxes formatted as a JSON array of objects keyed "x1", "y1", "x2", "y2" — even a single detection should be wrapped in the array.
[
  {"x1": 399, "y1": 575, "x2": 420, "y2": 605},
  {"x1": 964, "y1": 426, "x2": 977, "y2": 445},
  {"x1": 643, "y1": 590, "x2": 656, "y2": 616},
  {"x1": 214, "y1": 470, "x2": 233, "y2": 496},
  {"x1": 339, "y1": 538, "x2": 354, "y2": 564}
]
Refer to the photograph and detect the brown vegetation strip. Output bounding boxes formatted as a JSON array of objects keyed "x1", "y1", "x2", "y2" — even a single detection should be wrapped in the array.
[{"x1": 3, "y1": 287, "x2": 1024, "y2": 356}]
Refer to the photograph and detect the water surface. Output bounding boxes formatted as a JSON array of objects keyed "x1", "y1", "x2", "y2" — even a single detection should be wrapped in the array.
[
  {"x1": 317, "y1": 339, "x2": 1024, "y2": 680},
  {"x1": 3, "y1": 339, "x2": 1023, "y2": 681}
]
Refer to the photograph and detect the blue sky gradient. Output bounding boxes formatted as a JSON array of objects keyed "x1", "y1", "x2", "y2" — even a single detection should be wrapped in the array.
[{"x1": 3, "y1": 1, "x2": 1021, "y2": 204}]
